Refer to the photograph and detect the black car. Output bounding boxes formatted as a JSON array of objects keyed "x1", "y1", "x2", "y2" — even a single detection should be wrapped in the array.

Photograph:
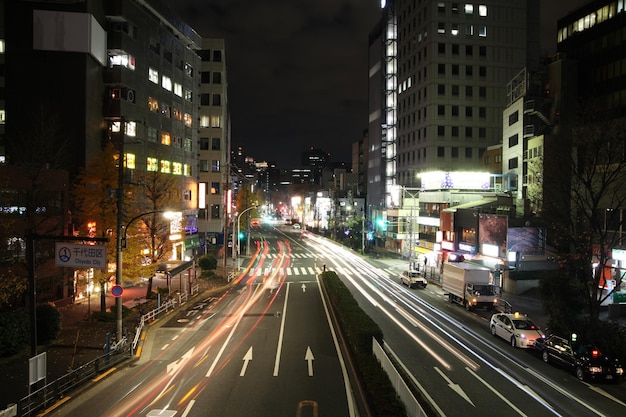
[{"x1": 534, "y1": 334, "x2": 623, "y2": 382}]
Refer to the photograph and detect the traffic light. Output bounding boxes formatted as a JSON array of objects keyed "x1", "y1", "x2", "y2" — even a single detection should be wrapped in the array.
[
  {"x1": 376, "y1": 218, "x2": 387, "y2": 229},
  {"x1": 238, "y1": 231, "x2": 245, "y2": 240}
]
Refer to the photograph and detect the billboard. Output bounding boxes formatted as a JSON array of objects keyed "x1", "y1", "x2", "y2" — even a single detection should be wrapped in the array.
[
  {"x1": 507, "y1": 227, "x2": 546, "y2": 255},
  {"x1": 478, "y1": 214, "x2": 508, "y2": 257}
]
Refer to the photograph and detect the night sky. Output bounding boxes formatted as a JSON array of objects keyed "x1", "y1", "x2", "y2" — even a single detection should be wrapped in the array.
[{"x1": 171, "y1": 1, "x2": 588, "y2": 168}]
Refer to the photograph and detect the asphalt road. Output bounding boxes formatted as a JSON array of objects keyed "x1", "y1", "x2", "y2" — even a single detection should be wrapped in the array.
[
  {"x1": 51, "y1": 225, "x2": 354, "y2": 417},
  {"x1": 42, "y1": 223, "x2": 626, "y2": 416}
]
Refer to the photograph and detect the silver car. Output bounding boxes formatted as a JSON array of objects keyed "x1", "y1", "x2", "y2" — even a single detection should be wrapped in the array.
[{"x1": 490, "y1": 312, "x2": 544, "y2": 348}]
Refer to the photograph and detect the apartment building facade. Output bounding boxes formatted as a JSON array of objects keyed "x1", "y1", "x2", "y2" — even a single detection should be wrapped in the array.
[
  {"x1": 198, "y1": 38, "x2": 230, "y2": 250},
  {"x1": 3, "y1": 0, "x2": 202, "y2": 265}
]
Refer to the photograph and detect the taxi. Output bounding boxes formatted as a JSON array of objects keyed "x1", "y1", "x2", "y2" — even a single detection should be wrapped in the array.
[{"x1": 489, "y1": 312, "x2": 544, "y2": 348}]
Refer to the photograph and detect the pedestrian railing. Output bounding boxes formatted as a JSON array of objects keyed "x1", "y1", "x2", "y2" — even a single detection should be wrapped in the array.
[{"x1": 16, "y1": 288, "x2": 198, "y2": 417}]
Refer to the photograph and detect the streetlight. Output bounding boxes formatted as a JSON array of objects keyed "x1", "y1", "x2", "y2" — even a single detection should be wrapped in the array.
[
  {"x1": 235, "y1": 204, "x2": 257, "y2": 268},
  {"x1": 115, "y1": 210, "x2": 174, "y2": 340}
]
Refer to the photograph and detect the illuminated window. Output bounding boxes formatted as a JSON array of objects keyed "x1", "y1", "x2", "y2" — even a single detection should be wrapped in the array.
[
  {"x1": 147, "y1": 157, "x2": 158, "y2": 172},
  {"x1": 184, "y1": 89, "x2": 192, "y2": 101},
  {"x1": 184, "y1": 113, "x2": 193, "y2": 127},
  {"x1": 126, "y1": 121, "x2": 136, "y2": 137},
  {"x1": 184, "y1": 164, "x2": 192, "y2": 176},
  {"x1": 161, "y1": 104, "x2": 171, "y2": 118},
  {"x1": 174, "y1": 83, "x2": 183, "y2": 97},
  {"x1": 200, "y1": 115, "x2": 210, "y2": 128},
  {"x1": 148, "y1": 97, "x2": 159, "y2": 112},
  {"x1": 126, "y1": 153, "x2": 136, "y2": 169},
  {"x1": 161, "y1": 132, "x2": 171, "y2": 145},
  {"x1": 184, "y1": 62, "x2": 193, "y2": 77},
  {"x1": 184, "y1": 138, "x2": 192, "y2": 151},
  {"x1": 162, "y1": 75, "x2": 172, "y2": 91},
  {"x1": 111, "y1": 121, "x2": 121, "y2": 132},
  {"x1": 465, "y1": 25, "x2": 474, "y2": 35},
  {"x1": 0, "y1": 110, "x2": 5, "y2": 124},
  {"x1": 109, "y1": 53, "x2": 135, "y2": 70},
  {"x1": 160, "y1": 160, "x2": 171, "y2": 173},
  {"x1": 211, "y1": 160, "x2": 220, "y2": 172},
  {"x1": 464, "y1": 4, "x2": 473, "y2": 14},
  {"x1": 0, "y1": 40, "x2": 4, "y2": 53},
  {"x1": 149, "y1": 67, "x2": 159, "y2": 83},
  {"x1": 438, "y1": 22, "x2": 445, "y2": 34},
  {"x1": 479, "y1": 26, "x2": 487, "y2": 37},
  {"x1": 479, "y1": 5, "x2": 487, "y2": 16},
  {"x1": 451, "y1": 24, "x2": 459, "y2": 36},
  {"x1": 172, "y1": 162, "x2": 182, "y2": 175},
  {"x1": 211, "y1": 182, "x2": 220, "y2": 194},
  {"x1": 211, "y1": 115, "x2": 222, "y2": 128},
  {"x1": 173, "y1": 108, "x2": 182, "y2": 122}
]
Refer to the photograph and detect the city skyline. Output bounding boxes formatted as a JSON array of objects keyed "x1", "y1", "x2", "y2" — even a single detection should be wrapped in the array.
[{"x1": 172, "y1": 0, "x2": 587, "y2": 168}]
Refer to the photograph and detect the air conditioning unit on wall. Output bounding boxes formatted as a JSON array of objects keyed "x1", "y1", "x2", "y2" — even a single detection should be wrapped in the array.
[{"x1": 126, "y1": 89, "x2": 135, "y2": 103}]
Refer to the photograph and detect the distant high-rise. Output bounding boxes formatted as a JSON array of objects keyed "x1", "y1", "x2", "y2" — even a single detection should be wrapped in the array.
[{"x1": 301, "y1": 147, "x2": 330, "y2": 167}]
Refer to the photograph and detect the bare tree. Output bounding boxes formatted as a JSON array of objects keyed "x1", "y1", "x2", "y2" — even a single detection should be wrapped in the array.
[
  {"x1": 5, "y1": 103, "x2": 73, "y2": 305},
  {"x1": 130, "y1": 168, "x2": 181, "y2": 298},
  {"x1": 547, "y1": 109, "x2": 626, "y2": 321}
]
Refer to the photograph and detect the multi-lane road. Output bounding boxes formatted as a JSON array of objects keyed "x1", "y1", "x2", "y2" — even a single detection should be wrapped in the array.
[{"x1": 52, "y1": 223, "x2": 626, "y2": 417}]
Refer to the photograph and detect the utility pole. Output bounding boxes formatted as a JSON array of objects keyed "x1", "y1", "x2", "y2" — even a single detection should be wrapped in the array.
[
  {"x1": 222, "y1": 162, "x2": 230, "y2": 282},
  {"x1": 114, "y1": 116, "x2": 125, "y2": 341}
]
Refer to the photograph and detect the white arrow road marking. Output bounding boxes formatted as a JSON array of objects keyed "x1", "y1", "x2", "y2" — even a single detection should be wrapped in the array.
[
  {"x1": 167, "y1": 347, "x2": 195, "y2": 375},
  {"x1": 305, "y1": 346, "x2": 315, "y2": 376},
  {"x1": 240, "y1": 346, "x2": 253, "y2": 376},
  {"x1": 301, "y1": 283, "x2": 307, "y2": 293},
  {"x1": 467, "y1": 367, "x2": 528, "y2": 416},
  {"x1": 434, "y1": 366, "x2": 474, "y2": 406}
]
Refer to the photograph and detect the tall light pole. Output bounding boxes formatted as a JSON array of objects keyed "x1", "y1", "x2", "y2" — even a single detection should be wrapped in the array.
[{"x1": 236, "y1": 205, "x2": 257, "y2": 268}]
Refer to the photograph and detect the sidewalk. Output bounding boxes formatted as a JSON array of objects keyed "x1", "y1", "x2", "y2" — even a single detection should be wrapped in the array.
[
  {"x1": 368, "y1": 255, "x2": 549, "y2": 328},
  {"x1": 368, "y1": 255, "x2": 626, "y2": 331},
  {"x1": 0, "y1": 271, "x2": 230, "y2": 411}
]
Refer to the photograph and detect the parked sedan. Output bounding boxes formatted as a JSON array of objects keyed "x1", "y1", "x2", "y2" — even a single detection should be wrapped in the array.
[
  {"x1": 489, "y1": 312, "x2": 544, "y2": 348},
  {"x1": 534, "y1": 334, "x2": 624, "y2": 382}
]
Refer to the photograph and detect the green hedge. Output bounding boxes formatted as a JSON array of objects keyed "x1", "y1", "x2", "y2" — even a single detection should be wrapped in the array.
[
  {"x1": 320, "y1": 271, "x2": 406, "y2": 417},
  {"x1": 0, "y1": 310, "x2": 30, "y2": 356},
  {"x1": 0, "y1": 304, "x2": 63, "y2": 357}
]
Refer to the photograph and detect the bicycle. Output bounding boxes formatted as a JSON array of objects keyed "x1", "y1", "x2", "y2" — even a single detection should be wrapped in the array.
[{"x1": 104, "y1": 335, "x2": 128, "y2": 353}]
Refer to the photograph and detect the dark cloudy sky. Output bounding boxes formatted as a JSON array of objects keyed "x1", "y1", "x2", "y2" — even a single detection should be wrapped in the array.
[{"x1": 171, "y1": 1, "x2": 588, "y2": 168}]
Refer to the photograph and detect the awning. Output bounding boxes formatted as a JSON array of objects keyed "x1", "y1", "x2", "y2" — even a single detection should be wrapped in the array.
[
  {"x1": 414, "y1": 246, "x2": 432, "y2": 254},
  {"x1": 443, "y1": 197, "x2": 497, "y2": 212},
  {"x1": 156, "y1": 260, "x2": 194, "y2": 276}
]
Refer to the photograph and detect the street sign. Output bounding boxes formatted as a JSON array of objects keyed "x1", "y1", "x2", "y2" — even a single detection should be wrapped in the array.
[
  {"x1": 111, "y1": 285, "x2": 123, "y2": 297},
  {"x1": 55, "y1": 242, "x2": 107, "y2": 269}
]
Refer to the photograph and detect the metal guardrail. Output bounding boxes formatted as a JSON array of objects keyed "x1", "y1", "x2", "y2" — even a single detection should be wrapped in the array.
[
  {"x1": 17, "y1": 349, "x2": 131, "y2": 417},
  {"x1": 14, "y1": 287, "x2": 201, "y2": 417}
]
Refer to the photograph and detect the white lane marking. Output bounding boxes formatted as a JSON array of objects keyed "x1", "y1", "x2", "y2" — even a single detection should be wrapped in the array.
[{"x1": 273, "y1": 281, "x2": 290, "y2": 376}]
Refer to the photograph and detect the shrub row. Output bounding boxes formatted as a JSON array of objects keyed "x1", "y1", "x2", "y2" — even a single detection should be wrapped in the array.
[{"x1": 320, "y1": 271, "x2": 406, "y2": 417}]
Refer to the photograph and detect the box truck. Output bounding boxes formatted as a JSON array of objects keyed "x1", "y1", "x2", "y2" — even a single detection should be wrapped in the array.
[{"x1": 442, "y1": 262, "x2": 500, "y2": 310}]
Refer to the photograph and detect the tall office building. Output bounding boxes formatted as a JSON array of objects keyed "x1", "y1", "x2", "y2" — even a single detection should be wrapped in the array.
[
  {"x1": 197, "y1": 38, "x2": 230, "y2": 250},
  {"x1": 4, "y1": 0, "x2": 201, "y2": 258},
  {"x1": 368, "y1": 1, "x2": 540, "y2": 208}
]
